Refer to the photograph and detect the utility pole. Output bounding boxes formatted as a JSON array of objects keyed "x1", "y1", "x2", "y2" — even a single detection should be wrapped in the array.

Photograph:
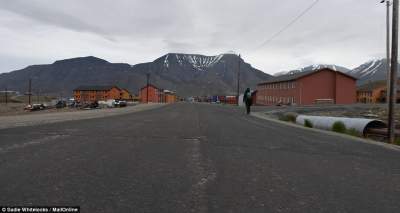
[
  {"x1": 5, "y1": 87, "x2": 8, "y2": 105},
  {"x1": 146, "y1": 73, "x2": 150, "y2": 104},
  {"x1": 28, "y1": 78, "x2": 32, "y2": 106},
  {"x1": 383, "y1": 0, "x2": 392, "y2": 103},
  {"x1": 237, "y1": 54, "x2": 241, "y2": 106},
  {"x1": 388, "y1": 0, "x2": 399, "y2": 143},
  {"x1": 37, "y1": 89, "x2": 40, "y2": 103}
]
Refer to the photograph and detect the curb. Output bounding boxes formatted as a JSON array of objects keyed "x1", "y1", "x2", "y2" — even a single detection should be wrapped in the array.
[{"x1": 250, "y1": 112, "x2": 400, "y2": 152}]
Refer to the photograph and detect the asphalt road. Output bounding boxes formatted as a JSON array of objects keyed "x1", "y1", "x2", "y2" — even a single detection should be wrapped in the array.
[{"x1": 0, "y1": 103, "x2": 399, "y2": 213}]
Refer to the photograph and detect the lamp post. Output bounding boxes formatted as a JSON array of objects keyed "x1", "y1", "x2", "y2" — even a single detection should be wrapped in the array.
[{"x1": 381, "y1": 0, "x2": 392, "y2": 104}]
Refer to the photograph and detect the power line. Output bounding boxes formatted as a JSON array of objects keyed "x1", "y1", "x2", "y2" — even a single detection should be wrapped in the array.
[{"x1": 256, "y1": 0, "x2": 321, "y2": 49}]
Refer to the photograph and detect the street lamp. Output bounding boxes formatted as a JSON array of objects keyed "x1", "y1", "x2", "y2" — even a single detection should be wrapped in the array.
[{"x1": 381, "y1": 0, "x2": 392, "y2": 104}]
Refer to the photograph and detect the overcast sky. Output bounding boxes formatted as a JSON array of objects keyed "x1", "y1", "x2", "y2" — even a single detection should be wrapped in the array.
[{"x1": 0, "y1": 0, "x2": 391, "y2": 74}]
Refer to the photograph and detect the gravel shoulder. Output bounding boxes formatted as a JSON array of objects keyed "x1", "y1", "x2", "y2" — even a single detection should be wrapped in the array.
[{"x1": 0, "y1": 103, "x2": 165, "y2": 130}]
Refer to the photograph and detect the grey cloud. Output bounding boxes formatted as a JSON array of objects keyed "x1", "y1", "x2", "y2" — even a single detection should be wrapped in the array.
[
  {"x1": 0, "y1": 0, "x2": 114, "y2": 41},
  {"x1": 0, "y1": 0, "x2": 391, "y2": 74}
]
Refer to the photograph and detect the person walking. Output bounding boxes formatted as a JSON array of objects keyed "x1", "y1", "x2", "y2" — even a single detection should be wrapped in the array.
[{"x1": 243, "y1": 88, "x2": 253, "y2": 114}]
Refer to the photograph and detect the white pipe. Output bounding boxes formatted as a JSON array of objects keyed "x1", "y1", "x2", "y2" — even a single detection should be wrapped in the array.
[{"x1": 296, "y1": 115, "x2": 387, "y2": 136}]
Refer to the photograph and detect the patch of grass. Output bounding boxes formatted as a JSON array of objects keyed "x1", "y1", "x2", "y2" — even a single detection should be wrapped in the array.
[
  {"x1": 304, "y1": 119, "x2": 313, "y2": 128},
  {"x1": 394, "y1": 138, "x2": 400, "y2": 146},
  {"x1": 346, "y1": 128, "x2": 360, "y2": 137},
  {"x1": 279, "y1": 113, "x2": 297, "y2": 123},
  {"x1": 332, "y1": 121, "x2": 347, "y2": 133}
]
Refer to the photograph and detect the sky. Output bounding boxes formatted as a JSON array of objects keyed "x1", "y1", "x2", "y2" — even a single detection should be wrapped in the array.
[{"x1": 0, "y1": 0, "x2": 391, "y2": 75}]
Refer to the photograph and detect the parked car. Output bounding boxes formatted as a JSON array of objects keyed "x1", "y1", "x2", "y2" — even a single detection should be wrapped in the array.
[
  {"x1": 118, "y1": 100, "x2": 127, "y2": 107},
  {"x1": 113, "y1": 100, "x2": 127, "y2": 107},
  {"x1": 24, "y1": 104, "x2": 46, "y2": 111},
  {"x1": 55, "y1": 100, "x2": 67, "y2": 109}
]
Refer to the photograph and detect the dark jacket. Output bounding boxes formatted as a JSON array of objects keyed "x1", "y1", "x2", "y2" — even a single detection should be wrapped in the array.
[{"x1": 243, "y1": 89, "x2": 253, "y2": 105}]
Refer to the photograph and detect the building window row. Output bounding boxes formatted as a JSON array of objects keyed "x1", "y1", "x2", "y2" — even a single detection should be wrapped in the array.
[
  {"x1": 261, "y1": 96, "x2": 296, "y2": 104},
  {"x1": 262, "y1": 81, "x2": 295, "y2": 90}
]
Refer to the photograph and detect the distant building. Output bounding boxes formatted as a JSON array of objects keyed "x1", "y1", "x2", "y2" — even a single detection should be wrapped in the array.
[
  {"x1": 256, "y1": 68, "x2": 357, "y2": 106},
  {"x1": 163, "y1": 90, "x2": 177, "y2": 103},
  {"x1": 0, "y1": 90, "x2": 19, "y2": 96},
  {"x1": 139, "y1": 85, "x2": 178, "y2": 103},
  {"x1": 139, "y1": 84, "x2": 162, "y2": 103},
  {"x1": 120, "y1": 88, "x2": 133, "y2": 101},
  {"x1": 357, "y1": 80, "x2": 400, "y2": 103},
  {"x1": 73, "y1": 85, "x2": 121, "y2": 103},
  {"x1": 225, "y1": 96, "x2": 238, "y2": 105}
]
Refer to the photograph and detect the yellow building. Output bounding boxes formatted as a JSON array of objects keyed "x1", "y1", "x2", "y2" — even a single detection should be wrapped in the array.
[{"x1": 120, "y1": 88, "x2": 133, "y2": 101}]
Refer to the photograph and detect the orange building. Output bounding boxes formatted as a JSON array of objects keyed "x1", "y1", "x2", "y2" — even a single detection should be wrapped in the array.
[
  {"x1": 73, "y1": 85, "x2": 122, "y2": 103},
  {"x1": 164, "y1": 90, "x2": 177, "y2": 103},
  {"x1": 357, "y1": 80, "x2": 400, "y2": 103},
  {"x1": 139, "y1": 84, "x2": 162, "y2": 103}
]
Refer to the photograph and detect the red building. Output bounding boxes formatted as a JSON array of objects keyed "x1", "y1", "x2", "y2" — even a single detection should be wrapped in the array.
[
  {"x1": 139, "y1": 84, "x2": 162, "y2": 103},
  {"x1": 256, "y1": 68, "x2": 357, "y2": 106},
  {"x1": 225, "y1": 96, "x2": 238, "y2": 105}
]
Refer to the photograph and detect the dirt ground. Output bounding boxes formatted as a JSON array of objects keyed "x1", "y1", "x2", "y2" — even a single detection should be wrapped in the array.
[
  {"x1": 0, "y1": 103, "x2": 79, "y2": 116},
  {"x1": 0, "y1": 103, "x2": 165, "y2": 130}
]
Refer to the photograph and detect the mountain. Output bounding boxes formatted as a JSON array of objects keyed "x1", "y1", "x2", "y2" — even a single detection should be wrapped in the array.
[
  {"x1": 274, "y1": 64, "x2": 351, "y2": 77},
  {"x1": 0, "y1": 56, "x2": 144, "y2": 97},
  {"x1": 347, "y1": 59, "x2": 400, "y2": 85},
  {"x1": 0, "y1": 54, "x2": 271, "y2": 97},
  {"x1": 131, "y1": 53, "x2": 271, "y2": 96}
]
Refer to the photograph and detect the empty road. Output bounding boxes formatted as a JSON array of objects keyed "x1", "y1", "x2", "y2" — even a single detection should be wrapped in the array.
[{"x1": 0, "y1": 103, "x2": 399, "y2": 212}]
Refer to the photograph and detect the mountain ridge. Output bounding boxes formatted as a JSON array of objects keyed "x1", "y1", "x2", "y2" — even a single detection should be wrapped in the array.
[{"x1": 0, "y1": 54, "x2": 271, "y2": 97}]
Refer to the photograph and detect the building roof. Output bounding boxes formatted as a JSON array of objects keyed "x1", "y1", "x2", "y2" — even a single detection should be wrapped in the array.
[
  {"x1": 140, "y1": 84, "x2": 160, "y2": 90},
  {"x1": 73, "y1": 85, "x2": 119, "y2": 91},
  {"x1": 163, "y1": 89, "x2": 176, "y2": 94},
  {"x1": 258, "y1": 68, "x2": 357, "y2": 85},
  {"x1": 121, "y1": 88, "x2": 132, "y2": 93}
]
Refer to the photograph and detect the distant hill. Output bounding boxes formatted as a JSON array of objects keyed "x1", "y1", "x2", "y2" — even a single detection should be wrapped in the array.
[{"x1": 0, "y1": 54, "x2": 271, "y2": 97}]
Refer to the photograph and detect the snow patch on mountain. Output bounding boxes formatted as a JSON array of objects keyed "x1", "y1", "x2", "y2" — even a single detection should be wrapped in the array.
[
  {"x1": 348, "y1": 59, "x2": 383, "y2": 78},
  {"x1": 164, "y1": 54, "x2": 169, "y2": 68},
  {"x1": 163, "y1": 53, "x2": 224, "y2": 71}
]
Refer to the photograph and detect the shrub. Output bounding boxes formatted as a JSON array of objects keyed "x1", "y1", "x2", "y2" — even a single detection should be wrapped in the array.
[
  {"x1": 304, "y1": 119, "x2": 313, "y2": 128},
  {"x1": 285, "y1": 113, "x2": 297, "y2": 123},
  {"x1": 332, "y1": 121, "x2": 347, "y2": 133}
]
